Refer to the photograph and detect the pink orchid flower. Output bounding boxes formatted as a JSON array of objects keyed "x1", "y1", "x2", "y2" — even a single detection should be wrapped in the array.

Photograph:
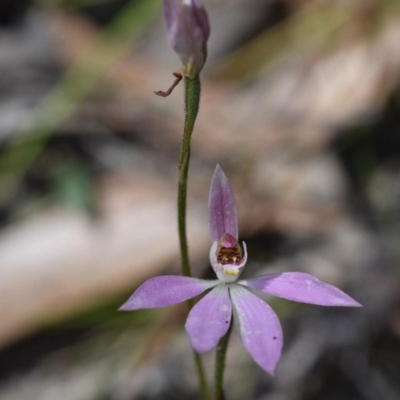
[
  {"x1": 120, "y1": 165, "x2": 361, "y2": 375},
  {"x1": 163, "y1": 0, "x2": 210, "y2": 77}
]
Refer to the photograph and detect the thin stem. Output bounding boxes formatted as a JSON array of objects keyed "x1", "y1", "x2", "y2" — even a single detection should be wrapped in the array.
[
  {"x1": 177, "y1": 75, "x2": 210, "y2": 400},
  {"x1": 214, "y1": 322, "x2": 233, "y2": 400},
  {"x1": 193, "y1": 350, "x2": 211, "y2": 400},
  {"x1": 177, "y1": 76, "x2": 201, "y2": 278}
]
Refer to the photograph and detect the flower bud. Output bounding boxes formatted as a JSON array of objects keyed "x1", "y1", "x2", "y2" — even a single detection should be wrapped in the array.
[{"x1": 163, "y1": 0, "x2": 210, "y2": 77}]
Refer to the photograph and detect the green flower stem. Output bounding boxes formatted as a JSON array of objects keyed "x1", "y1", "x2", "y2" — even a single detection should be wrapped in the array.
[
  {"x1": 214, "y1": 322, "x2": 233, "y2": 400},
  {"x1": 178, "y1": 76, "x2": 200, "y2": 278},
  {"x1": 177, "y1": 75, "x2": 210, "y2": 400},
  {"x1": 193, "y1": 349, "x2": 211, "y2": 400}
]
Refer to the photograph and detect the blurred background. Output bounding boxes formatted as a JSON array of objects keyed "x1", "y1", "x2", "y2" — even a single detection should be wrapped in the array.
[{"x1": 0, "y1": 0, "x2": 400, "y2": 399}]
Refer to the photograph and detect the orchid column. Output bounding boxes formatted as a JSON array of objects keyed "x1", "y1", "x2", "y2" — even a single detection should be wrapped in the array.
[{"x1": 156, "y1": 1, "x2": 211, "y2": 398}]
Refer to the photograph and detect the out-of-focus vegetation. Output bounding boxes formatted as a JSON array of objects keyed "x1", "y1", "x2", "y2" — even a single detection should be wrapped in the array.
[{"x1": 0, "y1": 1, "x2": 400, "y2": 399}]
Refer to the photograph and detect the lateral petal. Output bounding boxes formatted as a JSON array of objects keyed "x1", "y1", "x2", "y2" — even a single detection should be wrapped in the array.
[
  {"x1": 230, "y1": 285, "x2": 283, "y2": 375},
  {"x1": 119, "y1": 276, "x2": 218, "y2": 310},
  {"x1": 185, "y1": 284, "x2": 232, "y2": 353},
  {"x1": 241, "y1": 272, "x2": 362, "y2": 307}
]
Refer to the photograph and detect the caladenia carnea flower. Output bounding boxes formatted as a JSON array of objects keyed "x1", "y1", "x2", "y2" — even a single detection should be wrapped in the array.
[
  {"x1": 120, "y1": 165, "x2": 362, "y2": 375},
  {"x1": 163, "y1": 0, "x2": 210, "y2": 78}
]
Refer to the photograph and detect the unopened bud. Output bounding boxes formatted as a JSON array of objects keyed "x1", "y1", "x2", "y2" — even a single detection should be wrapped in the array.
[{"x1": 163, "y1": 0, "x2": 210, "y2": 77}]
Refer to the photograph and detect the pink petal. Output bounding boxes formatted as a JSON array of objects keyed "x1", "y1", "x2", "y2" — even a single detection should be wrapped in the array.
[
  {"x1": 208, "y1": 165, "x2": 238, "y2": 242},
  {"x1": 119, "y1": 276, "x2": 218, "y2": 310},
  {"x1": 185, "y1": 284, "x2": 232, "y2": 353},
  {"x1": 188, "y1": 0, "x2": 210, "y2": 40},
  {"x1": 241, "y1": 272, "x2": 362, "y2": 307},
  {"x1": 230, "y1": 285, "x2": 283, "y2": 375},
  {"x1": 163, "y1": 0, "x2": 182, "y2": 38},
  {"x1": 163, "y1": 0, "x2": 192, "y2": 59}
]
